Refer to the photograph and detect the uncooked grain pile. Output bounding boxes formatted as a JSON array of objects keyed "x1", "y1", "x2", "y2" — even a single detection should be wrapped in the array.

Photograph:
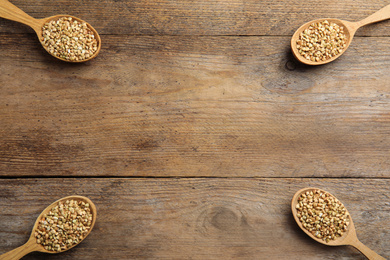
[
  {"x1": 295, "y1": 189, "x2": 350, "y2": 243},
  {"x1": 41, "y1": 17, "x2": 98, "y2": 61},
  {"x1": 296, "y1": 20, "x2": 347, "y2": 62},
  {"x1": 35, "y1": 199, "x2": 93, "y2": 252}
]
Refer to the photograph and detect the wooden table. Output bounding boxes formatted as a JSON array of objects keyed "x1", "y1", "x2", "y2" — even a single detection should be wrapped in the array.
[{"x1": 1, "y1": 0, "x2": 389, "y2": 259}]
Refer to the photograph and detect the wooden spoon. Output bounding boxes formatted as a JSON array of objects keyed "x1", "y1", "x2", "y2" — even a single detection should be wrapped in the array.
[
  {"x1": 291, "y1": 4, "x2": 390, "y2": 65},
  {"x1": 291, "y1": 187, "x2": 386, "y2": 260},
  {"x1": 0, "y1": 0, "x2": 101, "y2": 62},
  {"x1": 0, "y1": 195, "x2": 97, "y2": 260}
]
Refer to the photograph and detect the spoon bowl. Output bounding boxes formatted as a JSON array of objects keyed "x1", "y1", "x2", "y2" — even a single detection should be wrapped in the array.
[
  {"x1": 0, "y1": 195, "x2": 96, "y2": 260},
  {"x1": 291, "y1": 4, "x2": 390, "y2": 65},
  {"x1": 291, "y1": 19, "x2": 355, "y2": 65},
  {"x1": 292, "y1": 187, "x2": 385, "y2": 260},
  {"x1": 0, "y1": 0, "x2": 101, "y2": 62}
]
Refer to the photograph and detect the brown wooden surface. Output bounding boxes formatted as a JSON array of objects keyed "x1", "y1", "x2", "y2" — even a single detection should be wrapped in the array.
[
  {"x1": 0, "y1": 0, "x2": 389, "y2": 259},
  {"x1": 1, "y1": 179, "x2": 389, "y2": 259}
]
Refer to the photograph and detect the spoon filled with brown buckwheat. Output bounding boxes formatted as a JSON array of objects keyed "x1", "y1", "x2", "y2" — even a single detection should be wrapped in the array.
[
  {"x1": 0, "y1": 195, "x2": 96, "y2": 260},
  {"x1": 291, "y1": 4, "x2": 390, "y2": 65},
  {"x1": 291, "y1": 188, "x2": 386, "y2": 260},
  {"x1": 0, "y1": 0, "x2": 101, "y2": 62}
]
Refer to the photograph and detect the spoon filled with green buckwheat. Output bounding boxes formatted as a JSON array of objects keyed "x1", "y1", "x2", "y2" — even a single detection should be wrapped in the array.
[
  {"x1": 292, "y1": 188, "x2": 386, "y2": 260},
  {"x1": 0, "y1": 195, "x2": 96, "y2": 260},
  {"x1": 0, "y1": 0, "x2": 101, "y2": 62},
  {"x1": 291, "y1": 4, "x2": 390, "y2": 65}
]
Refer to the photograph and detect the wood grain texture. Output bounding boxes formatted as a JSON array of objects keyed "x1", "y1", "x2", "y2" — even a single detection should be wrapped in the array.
[
  {"x1": 1, "y1": 0, "x2": 390, "y2": 36},
  {"x1": 1, "y1": 0, "x2": 389, "y2": 259},
  {"x1": 0, "y1": 178, "x2": 388, "y2": 259},
  {"x1": 1, "y1": 35, "x2": 390, "y2": 177}
]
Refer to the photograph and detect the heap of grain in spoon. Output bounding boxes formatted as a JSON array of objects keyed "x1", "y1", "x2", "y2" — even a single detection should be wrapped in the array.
[
  {"x1": 296, "y1": 20, "x2": 348, "y2": 62},
  {"x1": 34, "y1": 199, "x2": 93, "y2": 252},
  {"x1": 41, "y1": 17, "x2": 98, "y2": 62},
  {"x1": 295, "y1": 189, "x2": 350, "y2": 243}
]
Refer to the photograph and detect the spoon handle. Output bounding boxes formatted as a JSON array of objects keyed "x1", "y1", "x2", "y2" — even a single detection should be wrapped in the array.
[
  {"x1": 0, "y1": 0, "x2": 41, "y2": 31},
  {"x1": 351, "y1": 239, "x2": 386, "y2": 260},
  {"x1": 0, "y1": 239, "x2": 40, "y2": 260},
  {"x1": 357, "y1": 4, "x2": 390, "y2": 28}
]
